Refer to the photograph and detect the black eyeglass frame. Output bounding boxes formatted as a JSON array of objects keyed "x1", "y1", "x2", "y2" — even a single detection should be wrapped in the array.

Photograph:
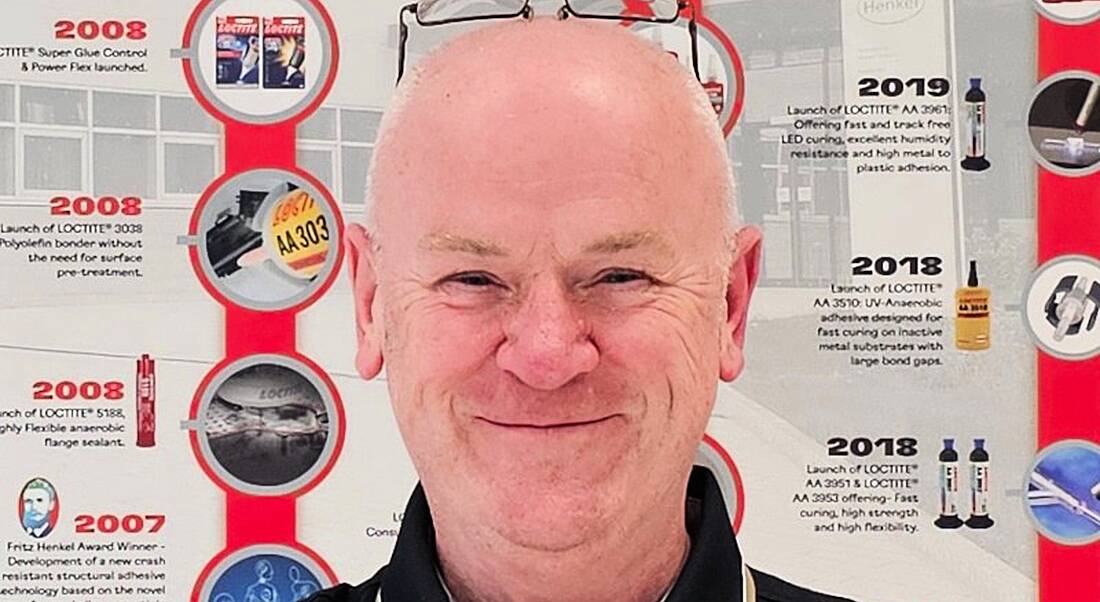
[{"x1": 396, "y1": 1, "x2": 699, "y2": 83}]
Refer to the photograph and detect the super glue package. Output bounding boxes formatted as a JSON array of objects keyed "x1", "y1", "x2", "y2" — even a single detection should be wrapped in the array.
[
  {"x1": 263, "y1": 17, "x2": 306, "y2": 89},
  {"x1": 215, "y1": 15, "x2": 260, "y2": 87}
]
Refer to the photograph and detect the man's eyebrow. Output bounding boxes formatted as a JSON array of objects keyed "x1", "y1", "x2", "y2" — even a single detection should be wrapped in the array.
[
  {"x1": 418, "y1": 232, "x2": 508, "y2": 257},
  {"x1": 583, "y1": 230, "x2": 668, "y2": 254}
]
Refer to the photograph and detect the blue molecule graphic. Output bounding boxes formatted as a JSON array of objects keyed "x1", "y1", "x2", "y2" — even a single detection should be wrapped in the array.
[{"x1": 209, "y1": 554, "x2": 325, "y2": 602}]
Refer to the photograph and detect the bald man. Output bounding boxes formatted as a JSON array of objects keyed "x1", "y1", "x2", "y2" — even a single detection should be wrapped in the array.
[{"x1": 308, "y1": 15, "x2": 853, "y2": 602}]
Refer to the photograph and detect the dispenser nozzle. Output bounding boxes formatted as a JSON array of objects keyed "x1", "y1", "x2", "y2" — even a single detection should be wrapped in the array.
[
  {"x1": 1075, "y1": 81, "x2": 1100, "y2": 134},
  {"x1": 1054, "y1": 277, "x2": 1092, "y2": 342}
]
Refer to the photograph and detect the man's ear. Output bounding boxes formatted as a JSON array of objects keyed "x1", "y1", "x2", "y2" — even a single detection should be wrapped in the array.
[
  {"x1": 719, "y1": 225, "x2": 762, "y2": 382},
  {"x1": 346, "y1": 223, "x2": 384, "y2": 380}
]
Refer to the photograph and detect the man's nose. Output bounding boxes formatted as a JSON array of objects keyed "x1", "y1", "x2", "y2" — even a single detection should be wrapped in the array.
[{"x1": 496, "y1": 275, "x2": 599, "y2": 390}]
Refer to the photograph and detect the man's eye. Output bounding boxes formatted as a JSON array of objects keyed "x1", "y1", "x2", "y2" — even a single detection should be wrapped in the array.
[
  {"x1": 595, "y1": 269, "x2": 652, "y2": 286},
  {"x1": 443, "y1": 271, "x2": 501, "y2": 288}
]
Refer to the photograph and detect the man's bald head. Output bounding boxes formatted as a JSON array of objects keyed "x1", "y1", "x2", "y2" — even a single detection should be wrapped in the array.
[{"x1": 366, "y1": 17, "x2": 736, "y2": 242}]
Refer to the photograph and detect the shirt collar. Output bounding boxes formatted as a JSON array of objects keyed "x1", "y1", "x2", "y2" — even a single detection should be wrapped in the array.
[
  {"x1": 435, "y1": 566, "x2": 679, "y2": 602},
  {"x1": 380, "y1": 465, "x2": 744, "y2": 602}
]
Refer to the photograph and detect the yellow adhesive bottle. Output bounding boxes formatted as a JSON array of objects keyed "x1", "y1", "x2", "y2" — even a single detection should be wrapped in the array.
[{"x1": 956, "y1": 260, "x2": 990, "y2": 350}]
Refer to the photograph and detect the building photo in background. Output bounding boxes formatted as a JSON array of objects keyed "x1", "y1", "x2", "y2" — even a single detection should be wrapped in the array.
[
  {"x1": 18, "y1": 478, "x2": 59, "y2": 539},
  {"x1": 1027, "y1": 72, "x2": 1100, "y2": 173},
  {"x1": 198, "y1": 169, "x2": 336, "y2": 310},
  {"x1": 201, "y1": 362, "x2": 330, "y2": 489}
]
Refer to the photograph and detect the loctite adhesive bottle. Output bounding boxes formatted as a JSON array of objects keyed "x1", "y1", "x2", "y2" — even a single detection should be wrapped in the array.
[
  {"x1": 136, "y1": 354, "x2": 156, "y2": 448},
  {"x1": 703, "y1": 55, "x2": 724, "y2": 116},
  {"x1": 935, "y1": 439, "x2": 964, "y2": 529},
  {"x1": 961, "y1": 77, "x2": 991, "y2": 172},
  {"x1": 956, "y1": 260, "x2": 991, "y2": 351},
  {"x1": 966, "y1": 439, "x2": 994, "y2": 529}
]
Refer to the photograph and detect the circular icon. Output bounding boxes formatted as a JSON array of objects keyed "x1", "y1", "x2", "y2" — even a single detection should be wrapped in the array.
[
  {"x1": 1023, "y1": 255, "x2": 1100, "y2": 360},
  {"x1": 1026, "y1": 71, "x2": 1100, "y2": 176},
  {"x1": 181, "y1": 0, "x2": 338, "y2": 124},
  {"x1": 191, "y1": 168, "x2": 341, "y2": 312},
  {"x1": 192, "y1": 355, "x2": 342, "y2": 496},
  {"x1": 18, "y1": 478, "x2": 59, "y2": 539},
  {"x1": 198, "y1": 545, "x2": 332, "y2": 602},
  {"x1": 1033, "y1": 0, "x2": 1100, "y2": 26},
  {"x1": 695, "y1": 434, "x2": 745, "y2": 532},
  {"x1": 1025, "y1": 439, "x2": 1100, "y2": 546}
]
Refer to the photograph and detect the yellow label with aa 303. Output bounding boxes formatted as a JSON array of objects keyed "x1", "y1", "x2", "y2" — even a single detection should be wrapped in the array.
[{"x1": 264, "y1": 188, "x2": 330, "y2": 279}]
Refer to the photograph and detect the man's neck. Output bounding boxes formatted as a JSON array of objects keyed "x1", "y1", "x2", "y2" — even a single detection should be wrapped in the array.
[{"x1": 433, "y1": 495, "x2": 689, "y2": 602}]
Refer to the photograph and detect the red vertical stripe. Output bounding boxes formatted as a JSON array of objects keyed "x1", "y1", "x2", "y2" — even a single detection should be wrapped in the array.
[
  {"x1": 221, "y1": 119, "x2": 301, "y2": 555},
  {"x1": 225, "y1": 121, "x2": 298, "y2": 173},
  {"x1": 225, "y1": 494, "x2": 298, "y2": 548},
  {"x1": 225, "y1": 309, "x2": 297, "y2": 357},
  {"x1": 182, "y1": 2, "x2": 344, "y2": 597},
  {"x1": 1036, "y1": 17, "x2": 1100, "y2": 602}
]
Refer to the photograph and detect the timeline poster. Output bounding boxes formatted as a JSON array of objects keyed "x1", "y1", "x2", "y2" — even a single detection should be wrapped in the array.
[{"x1": 0, "y1": 1, "x2": 1097, "y2": 602}]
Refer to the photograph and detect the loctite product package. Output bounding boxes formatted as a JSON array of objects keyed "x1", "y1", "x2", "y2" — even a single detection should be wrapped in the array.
[
  {"x1": 215, "y1": 15, "x2": 260, "y2": 87},
  {"x1": 264, "y1": 16, "x2": 306, "y2": 89}
]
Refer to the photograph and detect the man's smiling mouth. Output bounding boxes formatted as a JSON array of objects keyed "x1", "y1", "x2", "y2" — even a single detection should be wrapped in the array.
[{"x1": 474, "y1": 415, "x2": 621, "y2": 431}]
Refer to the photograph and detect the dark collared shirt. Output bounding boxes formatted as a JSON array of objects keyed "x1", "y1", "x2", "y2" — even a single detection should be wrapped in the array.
[{"x1": 306, "y1": 467, "x2": 855, "y2": 602}]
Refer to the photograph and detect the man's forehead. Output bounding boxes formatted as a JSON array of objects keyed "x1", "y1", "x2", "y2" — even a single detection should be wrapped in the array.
[
  {"x1": 380, "y1": 19, "x2": 706, "y2": 174},
  {"x1": 370, "y1": 17, "x2": 731, "y2": 247}
]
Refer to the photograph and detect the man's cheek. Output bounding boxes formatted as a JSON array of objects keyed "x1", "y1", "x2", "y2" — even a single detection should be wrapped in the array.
[
  {"x1": 405, "y1": 308, "x2": 502, "y2": 367},
  {"x1": 598, "y1": 309, "x2": 715, "y2": 373}
]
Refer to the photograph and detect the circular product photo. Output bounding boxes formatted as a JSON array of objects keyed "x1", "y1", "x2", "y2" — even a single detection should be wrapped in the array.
[
  {"x1": 1026, "y1": 71, "x2": 1100, "y2": 176},
  {"x1": 199, "y1": 545, "x2": 332, "y2": 602},
  {"x1": 1022, "y1": 255, "x2": 1100, "y2": 361},
  {"x1": 1033, "y1": 0, "x2": 1100, "y2": 26},
  {"x1": 194, "y1": 168, "x2": 340, "y2": 312},
  {"x1": 182, "y1": 0, "x2": 337, "y2": 124},
  {"x1": 1025, "y1": 440, "x2": 1100, "y2": 546},
  {"x1": 192, "y1": 355, "x2": 341, "y2": 496}
]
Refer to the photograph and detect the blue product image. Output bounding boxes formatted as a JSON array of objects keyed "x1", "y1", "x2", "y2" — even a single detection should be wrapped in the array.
[
  {"x1": 208, "y1": 554, "x2": 323, "y2": 602},
  {"x1": 1028, "y1": 444, "x2": 1100, "y2": 543}
]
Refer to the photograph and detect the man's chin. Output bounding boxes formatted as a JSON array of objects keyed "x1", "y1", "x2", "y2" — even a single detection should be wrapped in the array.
[
  {"x1": 449, "y1": 450, "x2": 635, "y2": 551},
  {"x1": 484, "y1": 482, "x2": 623, "y2": 553}
]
